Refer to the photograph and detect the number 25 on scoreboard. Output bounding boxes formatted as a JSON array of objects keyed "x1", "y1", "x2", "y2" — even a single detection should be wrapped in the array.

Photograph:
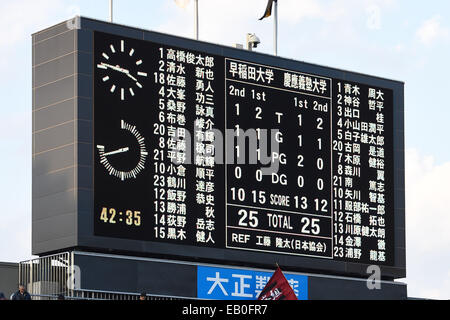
[{"x1": 237, "y1": 209, "x2": 259, "y2": 228}]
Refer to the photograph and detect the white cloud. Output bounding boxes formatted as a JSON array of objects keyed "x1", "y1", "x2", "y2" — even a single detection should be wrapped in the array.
[
  {"x1": 0, "y1": 0, "x2": 64, "y2": 47},
  {"x1": 278, "y1": 0, "x2": 331, "y2": 24},
  {"x1": 0, "y1": 0, "x2": 68, "y2": 74},
  {"x1": 174, "y1": 0, "x2": 191, "y2": 9},
  {"x1": 279, "y1": 0, "x2": 396, "y2": 26},
  {"x1": 0, "y1": 0, "x2": 63, "y2": 262},
  {"x1": 405, "y1": 148, "x2": 450, "y2": 299},
  {"x1": 416, "y1": 15, "x2": 449, "y2": 46},
  {"x1": 0, "y1": 111, "x2": 32, "y2": 263}
]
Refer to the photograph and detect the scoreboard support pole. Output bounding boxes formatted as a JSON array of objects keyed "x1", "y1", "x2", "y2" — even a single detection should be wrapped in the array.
[
  {"x1": 194, "y1": 0, "x2": 199, "y2": 40},
  {"x1": 274, "y1": 0, "x2": 278, "y2": 56},
  {"x1": 109, "y1": 0, "x2": 113, "y2": 22}
]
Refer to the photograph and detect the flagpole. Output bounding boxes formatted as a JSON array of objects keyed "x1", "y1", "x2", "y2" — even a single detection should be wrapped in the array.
[
  {"x1": 194, "y1": 0, "x2": 199, "y2": 40},
  {"x1": 109, "y1": 0, "x2": 113, "y2": 22},
  {"x1": 274, "y1": 0, "x2": 278, "y2": 56}
]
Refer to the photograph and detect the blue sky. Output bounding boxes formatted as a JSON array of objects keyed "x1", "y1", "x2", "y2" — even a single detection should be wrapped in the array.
[{"x1": 0, "y1": 0, "x2": 449, "y2": 299}]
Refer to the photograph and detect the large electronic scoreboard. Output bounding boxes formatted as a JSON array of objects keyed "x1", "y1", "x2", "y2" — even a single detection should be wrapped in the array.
[{"x1": 91, "y1": 28, "x2": 404, "y2": 278}]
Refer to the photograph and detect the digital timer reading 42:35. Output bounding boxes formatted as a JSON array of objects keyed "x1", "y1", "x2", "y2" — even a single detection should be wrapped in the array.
[{"x1": 99, "y1": 207, "x2": 142, "y2": 227}]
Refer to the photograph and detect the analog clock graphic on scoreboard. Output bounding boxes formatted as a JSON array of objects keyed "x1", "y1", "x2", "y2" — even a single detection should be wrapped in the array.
[
  {"x1": 96, "y1": 120, "x2": 148, "y2": 181},
  {"x1": 96, "y1": 39, "x2": 148, "y2": 101}
]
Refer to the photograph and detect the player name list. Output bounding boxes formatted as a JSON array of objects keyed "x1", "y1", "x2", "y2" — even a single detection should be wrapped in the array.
[{"x1": 224, "y1": 58, "x2": 393, "y2": 264}]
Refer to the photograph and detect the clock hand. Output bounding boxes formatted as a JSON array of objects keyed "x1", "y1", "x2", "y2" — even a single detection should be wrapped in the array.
[
  {"x1": 103, "y1": 147, "x2": 130, "y2": 157},
  {"x1": 126, "y1": 73, "x2": 138, "y2": 82},
  {"x1": 100, "y1": 63, "x2": 131, "y2": 75},
  {"x1": 100, "y1": 63, "x2": 140, "y2": 85},
  {"x1": 100, "y1": 62, "x2": 121, "y2": 72}
]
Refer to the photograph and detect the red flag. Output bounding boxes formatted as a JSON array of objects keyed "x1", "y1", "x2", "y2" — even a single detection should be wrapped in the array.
[{"x1": 257, "y1": 267, "x2": 298, "y2": 300}]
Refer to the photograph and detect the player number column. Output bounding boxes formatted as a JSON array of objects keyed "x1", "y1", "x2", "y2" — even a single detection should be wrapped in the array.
[
  {"x1": 152, "y1": 47, "x2": 168, "y2": 240},
  {"x1": 332, "y1": 81, "x2": 345, "y2": 258}
]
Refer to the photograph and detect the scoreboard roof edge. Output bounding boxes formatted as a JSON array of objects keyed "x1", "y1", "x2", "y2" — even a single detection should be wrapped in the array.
[{"x1": 38, "y1": 16, "x2": 405, "y2": 86}]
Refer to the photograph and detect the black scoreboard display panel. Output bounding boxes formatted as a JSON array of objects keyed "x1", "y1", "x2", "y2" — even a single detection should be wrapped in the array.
[{"x1": 94, "y1": 31, "x2": 399, "y2": 270}]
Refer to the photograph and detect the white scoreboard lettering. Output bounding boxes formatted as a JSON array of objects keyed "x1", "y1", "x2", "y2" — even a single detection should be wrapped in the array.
[{"x1": 94, "y1": 31, "x2": 395, "y2": 267}]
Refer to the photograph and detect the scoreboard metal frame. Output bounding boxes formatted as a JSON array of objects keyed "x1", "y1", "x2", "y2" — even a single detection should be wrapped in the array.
[{"x1": 32, "y1": 17, "x2": 405, "y2": 280}]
